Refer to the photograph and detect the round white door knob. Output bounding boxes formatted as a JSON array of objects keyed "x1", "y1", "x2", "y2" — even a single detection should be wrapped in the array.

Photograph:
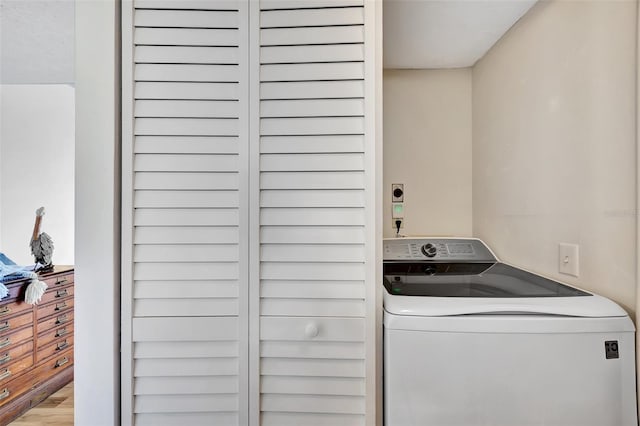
[{"x1": 304, "y1": 323, "x2": 319, "y2": 338}]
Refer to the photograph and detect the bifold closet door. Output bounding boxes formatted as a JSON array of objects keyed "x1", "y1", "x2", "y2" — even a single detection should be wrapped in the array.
[
  {"x1": 121, "y1": 1, "x2": 249, "y2": 425},
  {"x1": 255, "y1": 1, "x2": 376, "y2": 425}
]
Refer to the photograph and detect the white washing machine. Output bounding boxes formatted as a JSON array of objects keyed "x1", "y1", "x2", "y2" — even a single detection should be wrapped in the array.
[{"x1": 384, "y1": 237, "x2": 637, "y2": 426}]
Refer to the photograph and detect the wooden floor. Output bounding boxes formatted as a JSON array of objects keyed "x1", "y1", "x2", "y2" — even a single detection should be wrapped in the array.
[{"x1": 9, "y1": 382, "x2": 73, "y2": 426}]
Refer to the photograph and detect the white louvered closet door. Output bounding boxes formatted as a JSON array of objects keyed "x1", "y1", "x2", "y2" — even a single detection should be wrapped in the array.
[
  {"x1": 122, "y1": 0, "x2": 249, "y2": 425},
  {"x1": 256, "y1": 1, "x2": 375, "y2": 425},
  {"x1": 123, "y1": 0, "x2": 379, "y2": 424}
]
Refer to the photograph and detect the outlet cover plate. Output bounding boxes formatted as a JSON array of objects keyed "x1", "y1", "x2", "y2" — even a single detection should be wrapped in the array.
[
  {"x1": 392, "y1": 184, "x2": 404, "y2": 202},
  {"x1": 559, "y1": 243, "x2": 579, "y2": 277}
]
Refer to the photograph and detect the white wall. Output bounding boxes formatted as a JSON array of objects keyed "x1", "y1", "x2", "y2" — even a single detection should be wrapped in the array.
[
  {"x1": 383, "y1": 69, "x2": 473, "y2": 238},
  {"x1": 75, "y1": 0, "x2": 119, "y2": 424},
  {"x1": 0, "y1": 84, "x2": 75, "y2": 265},
  {"x1": 472, "y1": 0, "x2": 637, "y2": 315},
  {"x1": 0, "y1": 0, "x2": 74, "y2": 84}
]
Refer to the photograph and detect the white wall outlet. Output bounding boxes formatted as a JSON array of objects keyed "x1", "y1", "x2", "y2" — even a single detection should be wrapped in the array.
[
  {"x1": 392, "y1": 184, "x2": 404, "y2": 202},
  {"x1": 559, "y1": 243, "x2": 579, "y2": 277}
]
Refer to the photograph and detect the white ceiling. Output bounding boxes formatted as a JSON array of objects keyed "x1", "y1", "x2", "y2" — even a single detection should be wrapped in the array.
[{"x1": 384, "y1": 0, "x2": 538, "y2": 69}]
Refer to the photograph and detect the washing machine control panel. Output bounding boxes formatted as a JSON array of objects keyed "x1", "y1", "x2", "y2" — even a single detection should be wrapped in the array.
[{"x1": 383, "y1": 238, "x2": 497, "y2": 262}]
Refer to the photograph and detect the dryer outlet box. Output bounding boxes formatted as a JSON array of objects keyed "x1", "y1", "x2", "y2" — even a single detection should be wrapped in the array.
[{"x1": 559, "y1": 243, "x2": 579, "y2": 277}]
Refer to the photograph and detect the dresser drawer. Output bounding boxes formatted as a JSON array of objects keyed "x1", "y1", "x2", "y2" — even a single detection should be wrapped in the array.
[
  {"x1": 36, "y1": 347, "x2": 73, "y2": 380},
  {"x1": 2, "y1": 277, "x2": 31, "y2": 303},
  {"x1": 38, "y1": 323, "x2": 74, "y2": 348},
  {"x1": 37, "y1": 297, "x2": 74, "y2": 321},
  {"x1": 0, "y1": 327, "x2": 33, "y2": 352},
  {"x1": 38, "y1": 285, "x2": 74, "y2": 306},
  {"x1": 38, "y1": 311, "x2": 74, "y2": 335},
  {"x1": 0, "y1": 299, "x2": 31, "y2": 320},
  {"x1": 0, "y1": 341, "x2": 33, "y2": 371},
  {"x1": 0, "y1": 354, "x2": 34, "y2": 387},
  {"x1": 37, "y1": 336, "x2": 73, "y2": 364},
  {"x1": 0, "y1": 312, "x2": 33, "y2": 339},
  {"x1": 43, "y1": 273, "x2": 73, "y2": 289}
]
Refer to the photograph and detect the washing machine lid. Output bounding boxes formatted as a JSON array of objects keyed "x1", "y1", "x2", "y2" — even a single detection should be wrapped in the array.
[
  {"x1": 383, "y1": 263, "x2": 627, "y2": 317},
  {"x1": 384, "y1": 262, "x2": 590, "y2": 298}
]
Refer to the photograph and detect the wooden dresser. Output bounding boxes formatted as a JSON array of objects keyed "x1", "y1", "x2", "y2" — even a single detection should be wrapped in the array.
[{"x1": 0, "y1": 266, "x2": 74, "y2": 425}]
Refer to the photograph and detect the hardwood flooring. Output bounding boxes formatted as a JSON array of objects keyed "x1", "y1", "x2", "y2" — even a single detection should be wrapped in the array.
[{"x1": 9, "y1": 382, "x2": 73, "y2": 426}]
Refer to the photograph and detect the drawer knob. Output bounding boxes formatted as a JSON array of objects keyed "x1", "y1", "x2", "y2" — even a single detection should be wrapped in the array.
[
  {"x1": 55, "y1": 278, "x2": 68, "y2": 286},
  {"x1": 0, "y1": 388, "x2": 9, "y2": 401},
  {"x1": 0, "y1": 306, "x2": 11, "y2": 317},
  {"x1": 0, "y1": 339, "x2": 10, "y2": 349},
  {"x1": 55, "y1": 302, "x2": 67, "y2": 311},
  {"x1": 56, "y1": 289, "x2": 68, "y2": 298},
  {"x1": 0, "y1": 321, "x2": 9, "y2": 332},
  {"x1": 304, "y1": 323, "x2": 319, "y2": 338},
  {"x1": 55, "y1": 328, "x2": 68, "y2": 338}
]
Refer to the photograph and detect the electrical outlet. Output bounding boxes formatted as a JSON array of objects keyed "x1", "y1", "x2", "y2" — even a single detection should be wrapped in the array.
[
  {"x1": 559, "y1": 243, "x2": 579, "y2": 277},
  {"x1": 392, "y1": 184, "x2": 404, "y2": 202},
  {"x1": 392, "y1": 218, "x2": 404, "y2": 230}
]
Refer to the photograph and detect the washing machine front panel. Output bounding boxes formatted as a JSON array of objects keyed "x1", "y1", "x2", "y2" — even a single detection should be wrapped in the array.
[{"x1": 384, "y1": 322, "x2": 637, "y2": 426}]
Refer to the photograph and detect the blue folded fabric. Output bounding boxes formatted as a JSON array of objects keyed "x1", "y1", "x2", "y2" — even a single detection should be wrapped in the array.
[
  {"x1": 0, "y1": 253, "x2": 16, "y2": 266},
  {"x1": 0, "y1": 253, "x2": 36, "y2": 299}
]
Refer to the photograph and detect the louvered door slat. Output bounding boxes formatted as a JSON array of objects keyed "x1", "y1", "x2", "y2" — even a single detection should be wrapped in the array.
[
  {"x1": 261, "y1": 26, "x2": 363, "y2": 46},
  {"x1": 261, "y1": 99, "x2": 364, "y2": 118},
  {"x1": 261, "y1": 81, "x2": 364, "y2": 100},
  {"x1": 135, "y1": 64, "x2": 239, "y2": 82},
  {"x1": 261, "y1": 44, "x2": 364, "y2": 64},
  {"x1": 260, "y1": 226, "x2": 365, "y2": 244},
  {"x1": 136, "y1": 413, "x2": 239, "y2": 426},
  {"x1": 261, "y1": 413, "x2": 364, "y2": 426},
  {"x1": 135, "y1": 9, "x2": 238, "y2": 28},
  {"x1": 260, "y1": 62, "x2": 363, "y2": 81},
  {"x1": 124, "y1": 1, "x2": 247, "y2": 424},
  {"x1": 260, "y1": 0, "x2": 363, "y2": 9},
  {"x1": 135, "y1": 46, "x2": 239, "y2": 64},
  {"x1": 135, "y1": 28, "x2": 239, "y2": 47},
  {"x1": 261, "y1": 135, "x2": 365, "y2": 154},
  {"x1": 134, "y1": 226, "x2": 239, "y2": 244},
  {"x1": 135, "y1": 0, "x2": 239, "y2": 9},
  {"x1": 261, "y1": 172, "x2": 364, "y2": 189},
  {"x1": 260, "y1": 7, "x2": 363, "y2": 27},
  {"x1": 135, "y1": 82, "x2": 239, "y2": 100},
  {"x1": 135, "y1": 136, "x2": 238, "y2": 154},
  {"x1": 136, "y1": 100, "x2": 240, "y2": 118},
  {"x1": 135, "y1": 172, "x2": 239, "y2": 190}
]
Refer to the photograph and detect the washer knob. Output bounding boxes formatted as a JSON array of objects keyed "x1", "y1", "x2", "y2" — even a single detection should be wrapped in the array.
[{"x1": 421, "y1": 243, "x2": 437, "y2": 258}]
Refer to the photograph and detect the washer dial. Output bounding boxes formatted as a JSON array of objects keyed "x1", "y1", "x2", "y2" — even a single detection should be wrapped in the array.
[{"x1": 421, "y1": 243, "x2": 437, "y2": 258}]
